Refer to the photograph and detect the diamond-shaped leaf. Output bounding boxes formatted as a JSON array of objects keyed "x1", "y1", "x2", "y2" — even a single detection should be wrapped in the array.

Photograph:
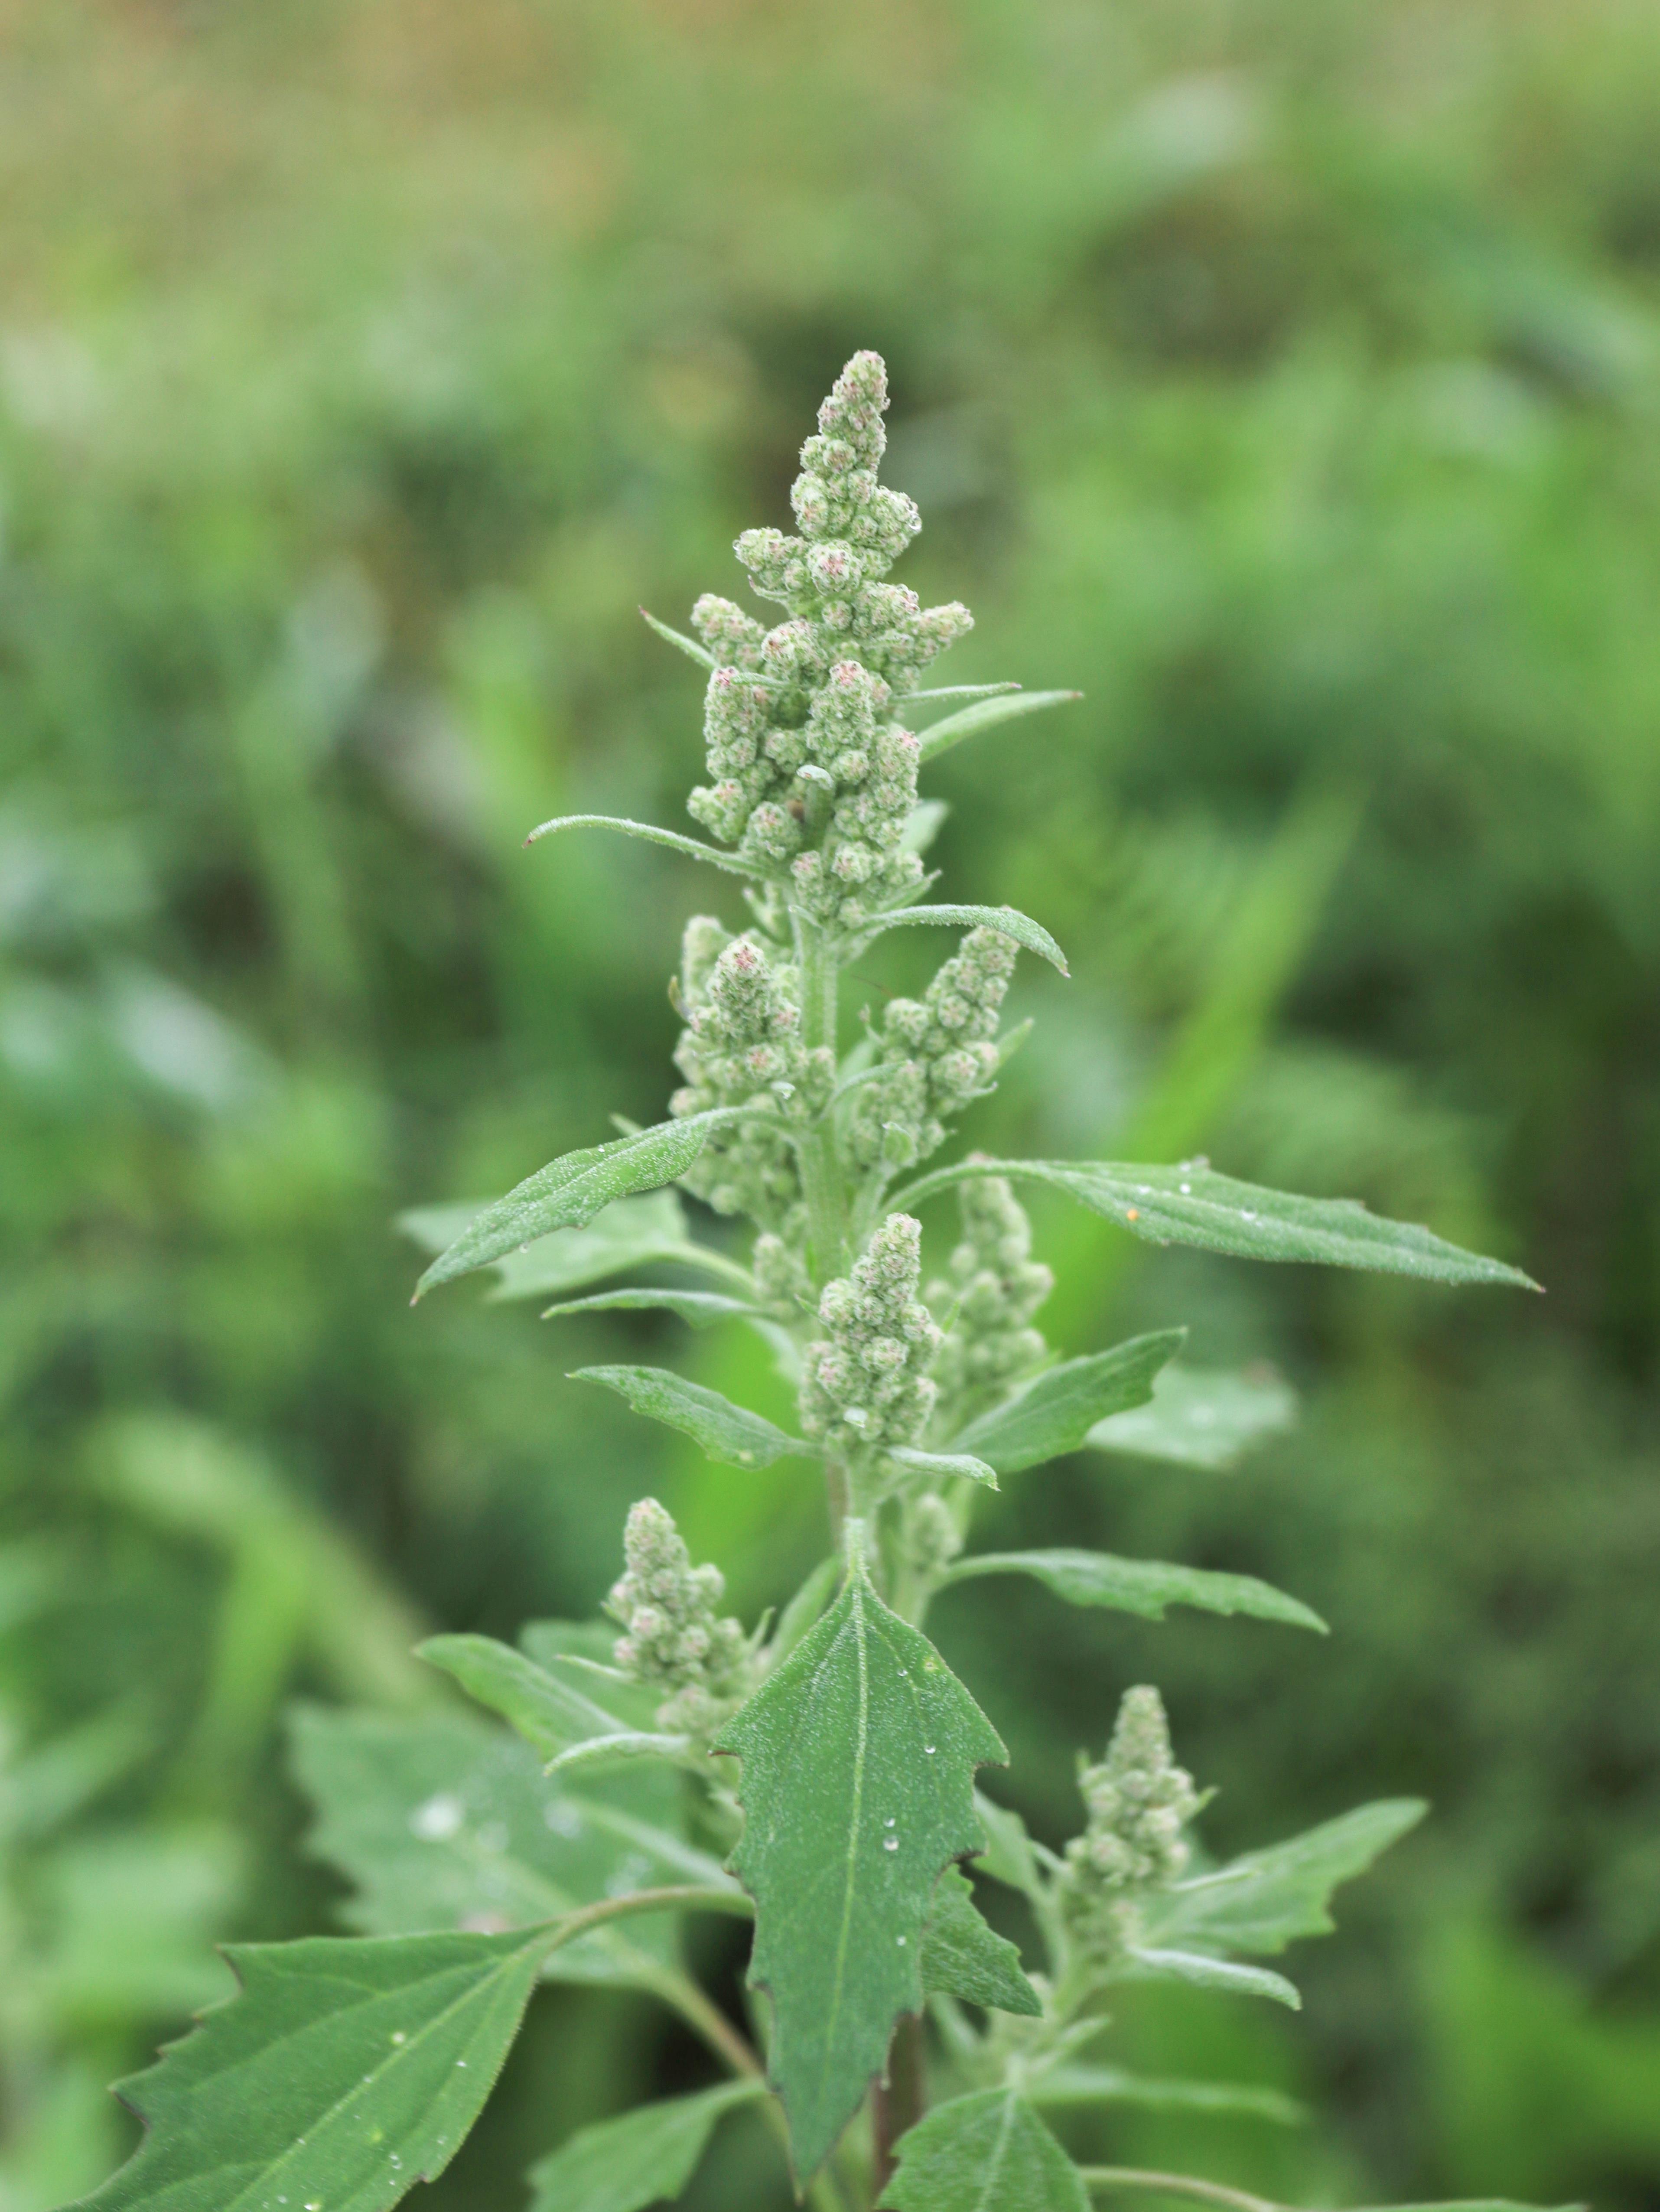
[
  {"x1": 713, "y1": 1556, "x2": 1005, "y2": 2179},
  {"x1": 878, "y1": 2088, "x2": 1088, "y2": 2211}
]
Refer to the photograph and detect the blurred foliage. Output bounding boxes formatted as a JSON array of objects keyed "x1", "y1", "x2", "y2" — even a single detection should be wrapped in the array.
[{"x1": 0, "y1": 0, "x2": 1657, "y2": 2205}]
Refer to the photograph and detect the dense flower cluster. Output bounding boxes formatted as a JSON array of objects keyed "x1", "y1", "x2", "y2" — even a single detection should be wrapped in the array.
[
  {"x1": 684, "y1": 352, "x2": 974, "y2": 924},
  {"x1": 606, "y1": 1498, "x2": 755, "y2": 1739},
  {"x1": 928, "y1": 1176, "x2": 1053, "y2": 1424},
  {"x1": 799, "y1": 1214, "x2": 942, "y2": 1461},
  {"x1": 1059, "y1": 1686, "x2": 1203, "y2": 1963},
  {"x1": 668, "y1": 919, "x2": 830, "y2": 1222},
  {"x1": 850, "y1": 927, "x2": 1019, "y2": 1170}
]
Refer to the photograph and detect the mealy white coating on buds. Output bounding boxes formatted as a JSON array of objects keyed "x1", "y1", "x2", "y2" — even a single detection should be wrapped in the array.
[
  {"x1": 1059, "y1": 1685, "x2": 1204, "y2": 1964},
  {"x1": 606, "y1": 1497, "x2": 756, "y2": 1739},
  {"x1": 799, "y1": 1213, "x2": 942, "y2": 1459},
  {"x1": 851, "y1": 927, "x2": 1019, "y2": 1171},
  {"x1": 685, "y1": 353, "x2": 973, "y2": 925},
  {"x1": 669, "y1": 921, "x2": 832, "y2": 1223},
  {"x1": 928, "y1": 1175, "x2": 1053, "y2": 1425}
]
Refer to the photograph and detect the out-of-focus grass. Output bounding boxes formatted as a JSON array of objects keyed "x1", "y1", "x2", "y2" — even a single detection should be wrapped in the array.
[{"x1": 1, "y1": 2, "x2": 1657, "y2": 2205}]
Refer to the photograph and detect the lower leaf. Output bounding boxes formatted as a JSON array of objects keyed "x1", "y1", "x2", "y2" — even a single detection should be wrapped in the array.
[
  {"x1": 878, "y1": 2088, "x2": 1089, "y2": 2211},
  {"x1": 82, "y1": 1925, "x2": 556, "y2": 2212},
  {"x1": 525, "y1": 2078, "x2": 768, "y2": 2212}
]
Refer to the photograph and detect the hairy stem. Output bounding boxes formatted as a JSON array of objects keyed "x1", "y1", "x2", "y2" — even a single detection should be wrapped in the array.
[
  {"x1": 1079, "y1": 2170, "x2": 1282, "y2": 2212},
  {"x1": 871, "y1": 2013, "x2": 926, "y2": 2197},
  {"x1": 794, "y1": 911, "x2": 847, "y2": 1284}
]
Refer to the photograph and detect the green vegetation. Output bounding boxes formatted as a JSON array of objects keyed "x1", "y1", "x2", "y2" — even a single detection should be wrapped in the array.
[{"x1": 2, "y1": 4, "x2": 1657, "y2": 2208}]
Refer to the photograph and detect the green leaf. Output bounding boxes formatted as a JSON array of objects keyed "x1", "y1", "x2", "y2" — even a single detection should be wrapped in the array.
[
  {"x1": 544, "y1": 1733, "x2": 696, "y2": 1781},
  {"x1": 419, "y1": 1634, "x2": 655, "y2": 1756},
  {"x1": 413, "y1": 1114, "x2": 753, "y2": 1298},
  {"x1": 952, "y1": 1335, "x2": 1185, "y2": 1474},
  {"x1": 524, "y1": 813, "x2": 763, "y2": 878},
  {"x1": 714, "y1": 1554, "x2": 1006, "y2": 2179},
  {"x1": 858, "y1": 905, "x2": 1069, "y2": 976},
  {"x1": 1123, "y1": 1947, "x2": 1302, "y2": 2008},
  {"x1": 81, "y1": 1922, "x2": 559, "y2": 2212},
  {"x1": 1027, "y1": 2065, "x2": 1305, "y2": 2124},
  {"x1": 894, "y1": 1159, "x2": 1539, "y2": 1289},
  {"x1": 288, "y1": 1708, "x2": 726, "y2": 1986},
  {"x1": 887, "y1": 1444, "x2": 998, "y2": 1489},
  {"x1": 939, "y1": 1549, "x2": 1325, "y2": 1632},
  {"x1": 921, "y1": 1867, "x2": 1041, "y2": 2016},
  {"x1": 573, "y1": 1365, "x2": 817, "y2": 1468},
  {"x1": 878, "y1": 2088, "x2": 1089, "y2": 2212},
  {"x1": 908, "y1": 682, "x2": 1022, "y2": 702},
  {"x1": 400, "y1": 1191, "x2": 719, "y2": 1306},
  {"x1": 1087, "y1": 1362, "x2": 1297, "y2": 1471},
  {"x1": 526, "y1": 2079, "x2": 768, "y2": 2212},
  {"x1": 1142, "y1": 1800, "x2": 1427, "y2": 1955},
  {"x1": 971, "y1": 1792, "x2": 1044, "y2": 1902},
  {"x1": 639, "y1": 607, "x2": 716, "y2": 668},
  {"x1": 916, "y1": 689, "x2": 1084, "y2": 766},
  {"x1": 542, "y1": 1287, "x2": 763, "y2": 1328}
]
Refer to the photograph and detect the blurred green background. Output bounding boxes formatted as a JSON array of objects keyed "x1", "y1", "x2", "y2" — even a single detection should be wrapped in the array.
[{"x1": 2, "y1": 1, "x2": 1658, "y2": 2205}]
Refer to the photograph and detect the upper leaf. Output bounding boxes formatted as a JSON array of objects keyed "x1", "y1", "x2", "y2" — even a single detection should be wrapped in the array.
[
  {"x1": 920, "y1": 1866, "x2": 1041, "y2": 2017},
  {"x1": 524, "y1": 812, "x2": 764, "y2": 877},
  {"x1": 288, "y1": 1707, "x2": 723, "y2": 1986},
  {"x1": 940, "y1": 1549, "x2": 1325, "y2": 1632},
  {"x1": 714, "y1": 1554, "x2": 1006, "y2": 2179},
  {"x1": 1087, "y1": 1361, "x2": 1297, "y2": 1471},
  {"x1": 895, "y1": 1159, "x2": 1539, "y2": 1289},
  {"x1": 857, "y1": 904, "x2": 1069, "y2": 975},
  {"x1": 915, "y1": 689, "x2": 1084, "y2": 766},
  {"x1": 525, "y1": 2078, "x2": 768, "y2": 2212},
  {"x1": 1123, "y1": 1946, "x2": 1302, "y2": 2008},
  {"x1": 886, "y1": 1444, "x2": 999, "y2": 1489},
  {"x1": 573, "y1": 1365, "x2": 817, "y2": 1468},
  {"x1": 1026, "y1": 2064, "x2": 1305, "y2": 2124},
  {"x1": 951, "y1": 1334, "x2": 1185, "y2": 1474},
  {"x1": 878, "y1": 2087, "x2": 1089, "y2": 2212},
  {"x1": 400, "y1": 1192, "x2": 723, "y2": 1307},
  {"x1": 542, "y1": 1287, "x2": 763, "y2": 1328},
  {"x1": 412, "y1": 1113, "x2": 750, "y2": 1299},
  {"x1": 1141, "y1": 1799, "x2": 1427, "y2": 1955},
  {"x1": 81, "y1": 1923, "x2": 555, "y2": 2212}
]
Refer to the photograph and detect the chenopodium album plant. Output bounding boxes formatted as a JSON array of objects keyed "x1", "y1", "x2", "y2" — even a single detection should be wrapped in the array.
[{"x1": 78, "y1": 356, "x2": 1546, "y2": 2212}]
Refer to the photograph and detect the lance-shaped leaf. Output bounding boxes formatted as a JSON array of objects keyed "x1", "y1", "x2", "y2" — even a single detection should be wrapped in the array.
[
  {"x1": 952, "y1": 1334, "x2": 1185, "y2": 1475},
  {"x1": 1122, "y1": 1946, "x2": 1302, "y2": 2007},
  {"x1": 939, "y1": 1549, "x2": 1325, "y2": 1632},
  {"x1": 542, "y1": 1287, "x2": 764, "y2": 1328},
  {"x1": 573, "y1": 1365, "x2": 817, "y2": 1469},
  {"x1": 639, "y1": 606, "x2": 716, "y2": 668},
  {"x1": 858, "y1": 905, "x2": 1069, "y2": 975},
  {"x1": 525, "y1": 812, "x2": 764, "y2": 877},
  {"x1": 1027, "y1": 2065, "x2": 1305, "y2": 2124},
  {"x1": 714, "y1": 1555, "x2": 1006, "y2": 2179},
  {"x1": 894, "y1": 1158, "x2": 1538, "y2": 1290},
  {"x1": 526, "y1": 2078, "x2": 769, "y2": 2212},
  {"x1": 80, "y1": 1922, "x2": 562, "y2": 2212},
  {"x1": 1087, "y1": 1362, "x2": 1297, "y2": 1471},
  {"x1": 413, "y1": 1113, "x2": 754, "y2": 1299},
  {"x1": 544, "y1": 1731, "x2": 695, "y2": 1781},
  {"x1": 1141, "y1": 1799, "x2": 1426, "y2": 1955},
  {"x1": 288, "y1": 1707, "x2": 728, "y2": 1985},
  {"x1": 916, "y1": 688, "x2": 1084, "y2": 766},
  {"x1": 887, "y1": 1444, "x2": 999, "y2": 1489},
  {"x1": 400, "y1": 1191, "x2": 737, "y2": 1307},
  {"x1": 878, "y1": 2087, "x2": 1089, "y2": 2212},
  {"x1": 921, "y1": 1867, "x2": 1040, "y2": 2016},
  {"x1": 418, "y1": 1634, "x2": 655, "y2": 1757}
]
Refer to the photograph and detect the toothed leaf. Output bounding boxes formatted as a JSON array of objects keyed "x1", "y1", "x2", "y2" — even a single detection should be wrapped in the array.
[
  {"x1": 525, "y1": 2079, "x2": 768, "y2": 2212},
  {"x1": 878, "y1": 2087, "x2": 1088, "y2": 2211},
  {"x1": 920, "y1": 1867, "x2": 1040, "y2": 2016},
  {"x1": 714, "y1": 1558, "x2": 1005, "y2": 2179},
  {"x1": 1142, "y1": 1800, "x2": 1427, "y2": 1955}
]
